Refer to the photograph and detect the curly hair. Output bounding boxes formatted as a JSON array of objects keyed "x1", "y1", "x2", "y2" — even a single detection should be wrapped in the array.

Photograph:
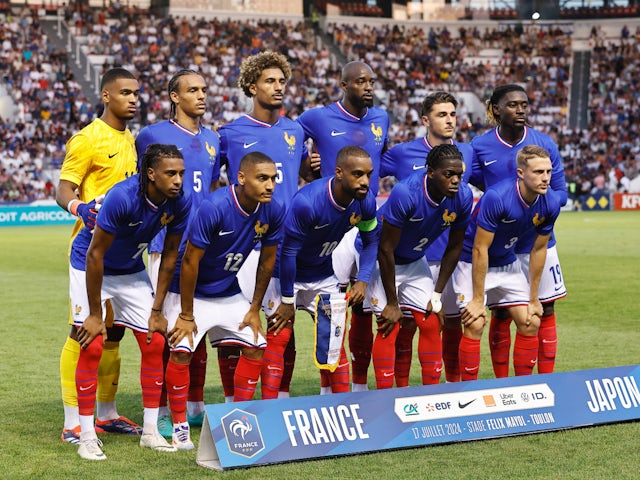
[{"x1": 237, "y1": 50, "x2": 291, "y2": 98}]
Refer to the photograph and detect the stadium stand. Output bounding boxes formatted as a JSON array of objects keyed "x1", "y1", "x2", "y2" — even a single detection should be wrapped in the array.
[{"x1": 0, "y1": 4, "x2": 639, "y2": 202}]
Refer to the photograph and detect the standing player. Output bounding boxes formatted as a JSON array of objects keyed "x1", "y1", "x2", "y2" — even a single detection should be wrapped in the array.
[
  {"x1": 370, "y1": 144, "x2": 473, "y2": 388},
  {"x1": 72, "y1": 144, "x2": 191, "y2": 460},
  {"x1": 297, "y1": 61, "x2": 389, "y2": 392},
  {"x1": 163, "y1": 152, "x2": 285, "y2": 450},
  {"x1": 380, "y1": 91, "x2": 477, "y2": 384},
  {"x1": 216, "y1": 51, "x2": 316, "y2": 401},
  {"x1": 136, "y1": 69, "x2": 220, "y2": 434},
  {"x1": 265, "y1": 146, "x2": 379, "y2": 394},
  {"x1": 56, "y1": 68, "x2": 141, "y2": 444},
  {"x1": 471, "y1": 84, "x2": 568, "y2": 376},
  {"x1": 453, "y1": 146, "x2": 562, "y2": 380}
]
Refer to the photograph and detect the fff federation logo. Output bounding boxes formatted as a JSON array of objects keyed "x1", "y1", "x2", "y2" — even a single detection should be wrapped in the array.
[{"x1": 221, "y1": 408, "x2": 265, "y2": 458}]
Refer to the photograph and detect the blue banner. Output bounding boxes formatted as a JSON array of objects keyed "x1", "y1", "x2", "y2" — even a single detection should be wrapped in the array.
[
  {"x1": 0, "y1": 204, "x2": 75, "y2": 226},
  {"x1": 197, "y1": 365, "x2": 640, "y2": 470}
]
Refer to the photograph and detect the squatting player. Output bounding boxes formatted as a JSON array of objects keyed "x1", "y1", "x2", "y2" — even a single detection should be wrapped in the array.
[
  {"x1": 452, "y1": 145, "x2": 562, "y2": 380},
  {"x1": 370, "y1": 144, "x2": 473, "y2": 388},
  {"x1": 265, "y1": 146, "x2": 379, "y2": 394},
  {"x1": 71, "y1": 144, "x2": 191, "y2": 460},
  {"x1": 163, "y1": 152, "x2": 286, "y2": 450}
]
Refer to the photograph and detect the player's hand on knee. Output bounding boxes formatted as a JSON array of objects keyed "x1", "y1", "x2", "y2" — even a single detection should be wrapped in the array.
[
  {"x1": 239, "y1": 309, "x2": 265, "y2": 345},
  {"x1": 77, "y1": 314, "x2": 106, "y2": 349},
  {"x1": 267, "y1": 304, "x2": 295, "y2": 335},
  {"x1": 147, "y1": 310, "x2": 168, "y2": 343},
  {"x1": 347, "y1": 281, "x2": 367, "y2": 305},
  {"x1": 376, "y1": 306, "x2": 401, "y2": 338},
  {"x1": 169, "y1": 313, "x2": 197, "y2": 349}
]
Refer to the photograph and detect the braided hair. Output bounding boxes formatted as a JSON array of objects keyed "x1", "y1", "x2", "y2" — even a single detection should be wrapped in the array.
[
  {"x1": 485, "y1": 84, "x2": 527, "y2": 126},
  {"x1": 138, "y1": 144, "x2": 184, "y2": 195},
  {"x1": 426, "y1": 144, "x2": 462, "y2": 170},
  {"x1": 168, "y1": 69, "x2": 200, "y2": 120}
]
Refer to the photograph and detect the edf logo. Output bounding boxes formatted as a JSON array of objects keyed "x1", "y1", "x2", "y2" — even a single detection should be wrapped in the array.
[{"x1": 221, "y1": 408, "x2": 265, "y2": 458}]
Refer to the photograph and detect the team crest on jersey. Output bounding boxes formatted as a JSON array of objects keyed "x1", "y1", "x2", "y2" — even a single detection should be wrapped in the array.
[
  {"x1": 350, "y1": 212, "x2": 362, "y2": 226},
  {"x1": 254, "y1": 220, "x2": 269, "y2": 239},
  {"x1": 221, "y1": 409, "x2": 265, "y2": 458},
  {"x1": 283, "y1": 131, "x2": 296, "y2": 152},
  {"x1": 532, "y1": 212, "x2": 545, "y2": 226},
  {"x1": 205, "y1": 141, "x2": 216, "y2": 164},
  {"x1": 457, "y1": 293, "x2": 465, "y2": 303},
  {"x1": 442, "y1": 209, "x2": 457, "y2": 227},
  {"x1": 74, "y1": 305, "x2": 82, "y2": 316},
  {"x1": 160, "y1": 212, "x2": 175, "y2": 226},
  {"x1": 370, "y1": 297, "x2": 379, "y2": 307},
  {"x1": 267, "y1": 299, "x2": 274, "y2": 309},
  {"x1": 370, "y1": 122, "x2": 383, "y2": 144}
]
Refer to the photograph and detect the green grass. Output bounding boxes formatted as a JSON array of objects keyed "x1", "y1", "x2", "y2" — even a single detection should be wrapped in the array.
[{"x1": 1, "y1": 211, "x2": 639, "y2": 479}]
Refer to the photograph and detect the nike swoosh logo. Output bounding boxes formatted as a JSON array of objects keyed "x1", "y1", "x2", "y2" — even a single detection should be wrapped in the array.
[
  {"x1": 409, "y1": 217, "x2": 424, "y2": 222},
  {"x1": 412, "y1": 165, "x2": 425, "y2": 170},
  {"x1": 243, "y1": 141, "x2": 258, "y2": 149},
  {"x1": 542, "y1": 339, "x2": 557, "y2": 344},
  {"x1": 383, "y1": 372, "x2": 394, "y2": 377},
  {"x1": 554, "y1": 285, "x2": 564, "y2": 291},
  {"x1": 173, "y1": 385, "x2": 187, "y2": 390},
  {"x1": 330, "y1": 130, "x2": 346, "y2": 136},
  {"x1": 501, "y1": 218, "x2": 517, "y2": 223},
  {"x1": 248, "y1": 380, "x2": 258, "y2": 385},
  {"x1": 108, "y1": 152, "x2": 118, "y2": 158},
  {"x1": 79, "y1": 384, "x2": 95, "y2": 391},
  {"x1": 458, "y1": 398, "x2": 476, "y2": 409},
  {"x1": 267, "y1": 365, "x2": 282, "y2": 371},
  {"x1": 314, "y1": 223, "x2": 330, "y2": 229},
  {"x1": 155, "y1": 380, "x2": 163, "y2": 386},
  {"x1": 484, "y1": 160, "x2": 497, "y2": 166},
  {"x1": 464, "y1": 367, "x2": 478, "y2": 373},
  {"x1": 128, "y1": 221, "x2": 143, "y2": 226},
  {"x1": 219, "y1": 230, "x2": 234, "y2": 236}
]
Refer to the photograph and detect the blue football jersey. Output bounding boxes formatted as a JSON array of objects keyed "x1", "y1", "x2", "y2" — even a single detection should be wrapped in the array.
[
  {"x1": 70, "y1": 175, "x2": 192, "y2": 275},
  {"x1": 297, "y1": 101, "x2": 389, "y2": 195},
  {"x1": 380, "y1": 172, "x2": 474, "y2": 265},
  {"x1": 460, "y1": 178, "x2": 561, "y2": 267},
  {"x1": 471, "y1": 126, "x2": 567, "y2": 251},
  {"x1": 135, "y1": 120, "x2": 220, "y2": 253},
  {"x1": 219, "y1": 114, "x2": 308, "y2": 204},
  {"x1": 171, "y1": 185, "x2": 286, "y2": 298},
  {"x1": 278, "y1": 177, "x2": 379, "y2": 296}
]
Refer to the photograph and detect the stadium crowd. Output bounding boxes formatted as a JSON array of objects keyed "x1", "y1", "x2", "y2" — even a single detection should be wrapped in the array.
[{"x1": 1, "y1": 6, "x2": 639, "y2": 203}]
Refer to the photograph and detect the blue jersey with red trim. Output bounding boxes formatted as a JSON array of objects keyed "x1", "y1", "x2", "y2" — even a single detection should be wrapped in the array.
[
  {"x1": 380, "y1": 172, "x2": 473, "y2": 265},
  {"x1": 380, "y1": 138, "x2": 475, "y2": 262},
  {"x1": 460, "y1": 178, "x2": 561, "y2": 267},
  {"x1": 297, "y1": 101, "x2": 389, "y2": 195},
  {"x1": 135, "y1": 120, "x2": 220, "y2": 253},
  {"x1": 219, "y1": 114, "x2": 307, "y2": 204},
  {"x1": 70, "y1": 174, "x2": 191, "y2": 275},
  {"x1": 170, "y1": 185, "x2": 285, "y2": 298},
  {"x1": 278, "y1": 177, "x2": 379, "y2": 296}
]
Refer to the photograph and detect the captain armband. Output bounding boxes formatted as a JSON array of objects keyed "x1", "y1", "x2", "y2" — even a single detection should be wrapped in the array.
[{"x1": 357, "y1": 217, "x2": 377, "y2": 232}]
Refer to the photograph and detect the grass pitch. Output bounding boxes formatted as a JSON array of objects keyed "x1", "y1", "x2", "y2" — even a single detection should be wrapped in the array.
[{"x1": 0, "y1": 211, "x2": 638, "y2": 479}]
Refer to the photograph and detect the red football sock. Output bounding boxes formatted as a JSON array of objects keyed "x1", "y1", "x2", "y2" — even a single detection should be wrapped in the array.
[
  {"x1": 489, "y1": 313, "x2": 512, "y2": 378},
  {"x1": 395, "y1": 321, "x2": 416, "y2": 387},
  {"x1": 372, "y1": 321, "x2": 400, "y2": 389},
  {"x1": 442, "y1": 321, "x2": 462, "y2": 382},
  {"x1": 189, "y1": 340, "x2": 207, "y2": 402},
  {"x1": 329, "y1": 346, "x2": 350, "y2": 393},
  {"x1": 513, "y1": 332, "x2": 538, "y2": 376},
  {"x1": 320, "y1": 369, "x2": 330, "y2": 391},
  {"x1": 415, "y1": 311, "x2": 442, "y2": 385},
  {"x1": 165, "y1": 360, "x2": 189, "y2": 424},
  {"x1": 459, "y1": 335, "x2": 481, "y2": 381},
  {"x1": 349, "y1": 310, "x2": 373, "y2": 385},
  {"x1": 76, "y1": 336, "x2": 103, "y2": 416},
  {"x1": 537, "y1": 313, "x2": 557, "y2": 374},
  {"x1": 134, "y1": 331, "x2": 164, "y2": 409},
  {"x1": 261, "y1": 328, "x2": 292, "y2": 399},
  {"x1": 280, "y1": 332, "x2": 296, "y2": 393},
  {"x1": 218, "y1": 348, "x2": 240, "y2": 399},
  {"x1": 234, "y1": 355, "x2": 263, "y2": 402},
  {"x1": 159, "y1": 342, "x2": 170, "y2": 408}
]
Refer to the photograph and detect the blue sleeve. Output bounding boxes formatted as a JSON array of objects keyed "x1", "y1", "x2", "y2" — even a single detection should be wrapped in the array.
[
  {"x1": 166, "y1": 192, "x2": 193, "y2": 235},
  {"x1": 296, "y1": 111, "x2": 314, "y2": 141},
  {"x1": 97, "y1": 186, "x2": 129, "y2": 234},
  {"x1": 547, "y1": 141, "x2": 568, "y2": 206},
  {"x1": 476, "y1": 190, "x2": 502, "y2": 233},
  {"x1": 279, "y1": 197, "x2": 314, "y2": 297},
  {"x1": 380, "y1": 145, "x2": 397, "y2": 178},
  {"x1": 187, "y1": 200, "x2": 218, "y2": 250},
  {"x1": 380, "y1": 182, "x2": 412, "y2": 228},
  {"x1": 467, "y1": 148, "x2": 485, "y2": 191},
  {"x1": 135, "y1": 128, "x2": 154, "y2": 171},
  {"x1": 451, "y1": 186, "x2": 474, "y2": 231},
  {"x1": 261, "y1": 202, "x2": 286, "y2": 247},
  {"x1": 355, "y1": 195, "x2": 379, "y2": 283}
]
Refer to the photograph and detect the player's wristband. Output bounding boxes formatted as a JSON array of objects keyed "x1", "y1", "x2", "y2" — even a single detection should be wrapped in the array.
[
  {"x1": 281, "y1": 296, "x2": 295, "y2": 305},
  {"x1": 179, "y1": 313, "x2": 195, "y2": 322},
  {"x1": 430, "y1": 291, "x2": 442, "y2": 313},
  {"x1": 67, "y1": 199, "x2": 81, "y2": 216},
  {"x1": 151, "y1": 307, "x2": 162, "y2": 313}
]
